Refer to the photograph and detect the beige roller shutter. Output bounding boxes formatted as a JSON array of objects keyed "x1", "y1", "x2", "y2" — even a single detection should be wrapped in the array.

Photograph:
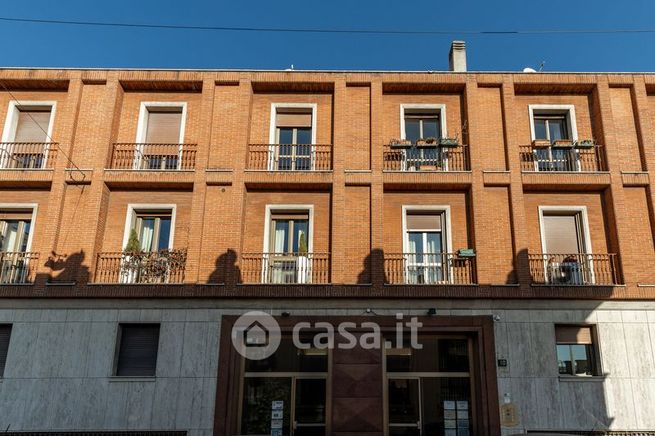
[
  {"x1": 145, "y1": 109, "x2": 182, "y2": 144},
  {"x1": 14, "y1": 109, "x2": 51, "y2": 142},
  {"x1": 543, "y1": 214, "x2": 582, "y2": 254},
  {"x1": 555, "y1": 325, "x2": 593, "y2": 344}
]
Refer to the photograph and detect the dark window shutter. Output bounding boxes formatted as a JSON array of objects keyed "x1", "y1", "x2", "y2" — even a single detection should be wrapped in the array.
[
  {"x1": 0, "y1": 324, "x2": 12, "y2": 377},
  {"x1": 116, "y1": 324, "x2": 160, "y2": 376}
]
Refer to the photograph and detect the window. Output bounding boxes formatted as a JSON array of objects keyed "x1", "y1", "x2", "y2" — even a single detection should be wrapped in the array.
[
  {"x1": 114, "y1": 324, "x2": 160, "y2": 377},
  {"x1": 386, "y1": 335, "x2": 473, "y2": 436},
  {"x1": 529, "y1": 105, "x2": 579, "y2": 172},
  {"x1": 404, "y1": 209, "x2": 447, "y2": 284},
  {"x1": 273, "y1": 107, "x2": 314, "y2": 171},
  {"x1": 539, "y1": 208, "x2": 592, "y2": 285},
  {"x1": 533, "y1": 113, "x2": 570, "y2": 143},
  {"x1": 135, "y1": 103, "x2": 185, "y2": 170},
  {"x1": 0, "y1": 209, "x2": 32, "y2": 252},
  {"x1": 1, "y1": 102, "x2": 55, "y2": 169},
  {"x1": 401, "y1": 106, "x2": 446, "y2": 171},
  {"x1": 132, "y1": 211, "x2": 172, "y2": 252},
  {"x1": 0, "y1": 208, "x2": 35, "y2": 284},
  {"x1": 266, "y1": 210, "x2": 311, "y2": 284},
  {"x1": 555, "y1": 325, "x2": 598, "y2": 376},
  {"x1": 124, "y1": 206, "x2": 174, "y2": 253},
  {"x1": 0, "y1": 324, "x2": 11, "y2": 377},
  {"x1": 240, "y1": 338, "x2": 327, "y2": 436}
]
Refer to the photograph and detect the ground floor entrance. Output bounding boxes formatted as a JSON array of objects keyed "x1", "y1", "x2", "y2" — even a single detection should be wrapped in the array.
[{"x1": 215, "y1": 315, "x2": 500, "y2": 436}]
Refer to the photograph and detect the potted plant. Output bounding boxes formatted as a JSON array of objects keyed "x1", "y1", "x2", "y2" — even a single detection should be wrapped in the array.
[
  {"x1": 390, "y1": 139, "x2": 411, "y2": 148},
  {"x1": 424, "y1": 137, "x2": 438, "y2": 146},
  {"x1": 121, "y1": 229, "x2": 142, "y2": 284},
  {"x1": 574, "y1": 139, "x2": 595, "y2": 149},
  {"x1": 552, "y1": 139, "x2": 574, "y2": 148},
  {"x1": 532, "y1": 139, "x2": 551, "y2": 148},
  {"x1": 296, "y1": 233, "x2": 310, "y2": 284},
  {"x1": 416, "y1": 138, "x2": 427, "y2": 146},
  {"x1": 438, "y1": 136, "x2": 459, "y2": 148}
]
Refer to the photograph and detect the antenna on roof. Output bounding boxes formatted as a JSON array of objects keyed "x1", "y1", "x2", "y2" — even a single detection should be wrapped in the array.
[
  {"x1": 538, "y1": 61, "x2": 546, "y2": 72},
  {"x1": 285, "y1": 64, "x2": 295, "y2": 71}
]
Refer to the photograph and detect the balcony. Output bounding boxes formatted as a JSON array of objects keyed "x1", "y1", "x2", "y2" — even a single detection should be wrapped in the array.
[
  {"x1": 241, "y1": 253, "x2": 330, "y2": 284},
  {"x1": 94, "y1": 249, "x2": 187, "y2": 284},
  {"x1": 247, "y1": 144, "x2": 332, "y2": 171},
  {"x1": 520, "y1": 144, "x2": 606, "y2": 172},
  {"x1": 383, "y1": 143, "x2": 469, "y2": 171},
  {"x1": 384, "y1": 253, "x2": 476, "y2": 285},
  {"x1": 528, "y1": 253, "x2": 619, "y2": 285},
  {"x1": 0, "y1": 252, "x2": 39, "y2": 284},
  {"x1": 109, "y1": 143, "x2": 197, "y2": 170},
  {"x1": 0, "y1": 143, "x2": 58, "y2": 169}
]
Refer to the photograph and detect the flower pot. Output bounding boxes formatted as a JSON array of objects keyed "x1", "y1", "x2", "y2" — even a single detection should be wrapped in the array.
[
  {"x1": 552, "y1": 140, "x2": 574, "y2": 148},
  {"x1": 390, "y1": 139, "x2": 411, "y2": 148},
  {"x1": 532, "y1": 139, "x2": 551, "y2": 148},
  {"x1": 439, "y1": 138, "x2": 459, "y2": 148},
  {"x1": 574, "y1": 139, "x2": 595, "y2": 149}
]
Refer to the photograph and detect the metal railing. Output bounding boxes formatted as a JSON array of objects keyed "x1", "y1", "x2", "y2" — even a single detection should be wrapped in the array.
[
  {"x1": 519, "y1": 145, "x2": 606, "y2": 172},
  {"x1": 109, "y1": 143, "x2": 197, "y2": 170},
  {"x1": 247, "y1": 144, "x2": 332, "y2": 171},
  {"x1": 241, "y1": 253, "x2": 330, "y2": 284},
  {"x1": 0, "y1": 252, "x2": 39, "y2": 284},
  {"x1": 384, "y1": 253, "x2": 476, "y2": 285},
  {"x1": 0, "y1": 143, "x2": 58, "y2": 169},
  {"x1": 94, "y1": 249, "x2": 187, "y2": 284},
  {"x1": 528, "y1": 253, "x2": 619, "y2": 285},
  {"x1": 383, "y1": 144, "x2": 469, "y2": 171}
]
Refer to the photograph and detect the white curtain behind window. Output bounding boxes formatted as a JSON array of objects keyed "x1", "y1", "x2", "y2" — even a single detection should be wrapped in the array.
[
  {"x1": 140, "y1": 220, "x2": 155, "y2": 252},
  {"x1": 274, "y1": 223, "x2": 286, "y2": 253}
]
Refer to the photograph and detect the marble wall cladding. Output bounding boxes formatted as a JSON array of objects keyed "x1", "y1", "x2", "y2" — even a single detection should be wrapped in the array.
[
  {"x1": 497, "y1": 307, "x2": 655, "y2": 434},
  {"x1": 0, "y1": 307, "x2": 221, "y2": 433}
]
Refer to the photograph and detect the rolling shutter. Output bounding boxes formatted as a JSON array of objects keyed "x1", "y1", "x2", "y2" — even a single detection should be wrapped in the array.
[
  {"x1": 145, "y1": 109, "x2": 182, "y2": 144},
  {"x1": 555, "y1": 325, "x2": 593, "y2": 344},
  {"x1": 14, "y1": 109, "x2": 51, "y2": 142},
  {"x1": 543, "y1": 214, "x2": 582, "y2": 254},
  {"x1": 406, "y1": 213, "x2": 442, "y2": 231},
  {"x1": 0, "y1": 325, "x2": 12, "y2": 377},
  {"x1": 276, "y1": 112, "x2": 312, "y2": 128},
  {"x1": 116, "y1": 324, "x2": 160, "y2": 376}
]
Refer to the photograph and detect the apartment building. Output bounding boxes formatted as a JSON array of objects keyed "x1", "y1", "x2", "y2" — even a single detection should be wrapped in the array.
[{"x1": 1, "y1": 42, "x2": 655, "y2": 436}]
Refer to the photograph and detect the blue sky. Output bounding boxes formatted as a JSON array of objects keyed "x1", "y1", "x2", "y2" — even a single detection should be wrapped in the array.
[{"x1": 1, "y1": 0, "x2": 654, "y2": 72}]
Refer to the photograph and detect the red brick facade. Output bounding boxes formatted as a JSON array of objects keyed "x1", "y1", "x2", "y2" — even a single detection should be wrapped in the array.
[{"x1": 1, "y1": 69, "x2": 655, "y2": 299}]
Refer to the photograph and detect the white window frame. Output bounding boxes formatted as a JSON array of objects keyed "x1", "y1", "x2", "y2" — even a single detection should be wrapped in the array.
[
  {"x1": 262, "y1": 204, "x2": 314, "y2": 284},
  {"x1": 400, "y1": 104, "x2": 447, "y2": 141},
  {"x1": 121, "y1": 204, "x2": 177, "y2": 251},
  {"x1": 134, "y1": 102, "x2": 187, "y2": 170},
  {"x1": 538, "y1": 205, "x2": 594, "y2": 284},
  {"x1": 400, "y1": 104, "x2": 448, "y2": 172},
  {"x1": 268, "y1": 103, "x2": 317, "y2": 171},
  {"x1": 528, "y1": 105, "x2": 578, "y2": 143},
  {"x1": 401, "y1": 205, "x2": 453, "y2": 284},
  {"x1": 0, "y1": 203, "x2": 38, "y2": 253},
  {"x1": 1, "y1": 101, "x2": 57, "y2": 169}
]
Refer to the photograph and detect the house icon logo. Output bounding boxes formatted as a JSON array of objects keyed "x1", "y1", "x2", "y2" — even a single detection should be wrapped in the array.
[{"x1": 231, "y1": 311, "x2": 281, "y2": 360}]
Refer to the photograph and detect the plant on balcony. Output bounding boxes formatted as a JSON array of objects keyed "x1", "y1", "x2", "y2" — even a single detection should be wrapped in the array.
[
  {"x1": 140, "y1": 249, "x2": 187, "y2": 284},
  {"x1": 390, "y1": 138, "x2": 411, "y2": 148},
  {"x1": 574, "y1": 139, "x2": 595, "y2": 149},
  {"x1": 438, "y1": 136, "x2": 459, "y2": 148},
  {"x1": 297, "y1": 233, "x2": 310, "y2": 284},
  {"x1": 120, "y1": 229, "x2": 143, "y2": 283},
  {"x1": 532, "y1": 139, "x2": 551, "y2": 148},
  {"x1": 424, "y1": 137, "x2": 438, "y2": 145},
  {"x1": 552, "y1": 139, "x2": 574, "y2": 148}
]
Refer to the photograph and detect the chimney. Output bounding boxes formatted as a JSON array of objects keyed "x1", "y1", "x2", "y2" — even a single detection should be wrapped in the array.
[{"x1": 449, "y1": 40, "x2": 467, "y2": 72}]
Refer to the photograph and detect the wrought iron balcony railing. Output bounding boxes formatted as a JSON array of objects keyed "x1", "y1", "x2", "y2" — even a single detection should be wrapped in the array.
[
  {"x1": 528, "y1": 253, "x2": 619, "y2": 285},
  {"x1": 384, "y1": 253, "x2": 476, "y2": 285},
  {"x1": 383, "y1": 144, "x2": 469, "y2": 171},
  {"x1": 109, "y1": 143, "x2": 197, "y2": 170},
  {"x1": 0, "y1": 143, "x2": 58, "y2": 169},
  {"x1": 241, "y1": 252, "x2": 330, "y2": 284},
  {"x1": 0, "y1": 252, "x2": 39, "y2": 284},
  {"x1": 247, "y1": 144, "x2": 332, "y2": 171},
  {"x1": 94, "y1": 249, "x2": 187, "y2": 284},
  {"x1": 519, "y1": 144, "x2": 606, "y2": 172}
]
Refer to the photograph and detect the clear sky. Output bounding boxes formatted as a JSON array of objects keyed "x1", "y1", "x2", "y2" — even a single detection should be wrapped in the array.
[{"x1": 2, "y1": 0, "x2": 655, "y2": 72}]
